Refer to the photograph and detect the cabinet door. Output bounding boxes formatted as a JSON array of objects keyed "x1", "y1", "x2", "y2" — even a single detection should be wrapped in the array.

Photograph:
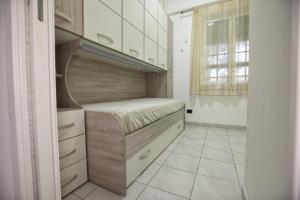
[
  {"x1": 123, "y1": 0, "x2": 144, "y2": 32},
  {"x1": 145, "y1": 37, "x2": 158, "y2": 66},
  {"x1": 158, "y1": 4, "x2": 168, "y2": 30},
  {"x1": 84, "y1": 0, "x2": 122, "y2": 51},
  {"x1": 123, "y1": 21, "x2": 144, "y2": 60},
  {"x1": 55, "y1": 0, "x2": 83, "y2": 35},
  {"x1": 158, "y1": 25, "x2": 167, "y2": 50},
  {"x1": 158, "y1": 47, "x2": 167, "y2": 70},
  {"x1": 145, "y1": 0, "x2": 158, "y2": 19},
  {"x1": 100, "y1": 0, "x2": 122, "y2": 15},
  {"x1": 145, "y1": 11, "x2": 158, "y2": 42}
]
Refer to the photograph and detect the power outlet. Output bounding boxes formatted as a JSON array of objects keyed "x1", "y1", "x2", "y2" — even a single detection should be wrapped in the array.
[{"x1": 187, "y1": 109, "x2": 193, "y2": 114}]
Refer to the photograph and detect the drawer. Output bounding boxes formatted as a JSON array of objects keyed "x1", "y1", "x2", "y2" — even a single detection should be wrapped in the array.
[
  {"x1": 123, "y1": 0, "x2": 144, "y2": 32},
  {"x1": 84, "y1": 0, "x2": 122, "y2": 51},
  {"x1": 145, "y1": 0, "x2": 158, "y2": 19},
  {"x1": 145, "y1": 11, "x2": 158, "y2": 42},
  {"x1": 60, "y1": 159, "x2": 87, "y2": 197},
  {"x1": 158, "y1": 47, "x2": 167, "y2": 70},
  {"x1": 57, "y1": 109, "x2": 85, "y2": 141},
  {"x1": 144, "y1": 37, "x2": 158, "y2": 66},
  {"x1": 100, "y1": 0, "x2": 122, "y2": 15},
  {"x1": 123, "y1": 21, "x2": 144, "y2": 60},
  {"x1": 158, "y1": 3, "x2": 168, "y2": 30},
  {"x1": 126, "y1": 119, "x2": 184, "y2": 186},
  {"x1": 59, "y1": 135, "x2": 86, "y2": 169},
  {"x1": 158, "y1": 25, "x2": 167, "y2": 50}
]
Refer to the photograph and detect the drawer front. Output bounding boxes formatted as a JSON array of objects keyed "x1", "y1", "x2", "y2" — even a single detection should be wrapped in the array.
[
  {"x1": 158, "y1": 25, "x2": 167, "y2": 50},
  {"x1": 100, "y1": 0, "x2": 122, "y2": 15},
  {"x1": 59, "y1": 135, "x2": 86, "y2": 169},
  {"x1": 84, "y1": 0, "x2": 122, "y2": 51},
  {"x1": 123, "y1": 21, "x2": 144, "y2": 60},
  {"x1": 144, "y1": 37, "x2": 158, "y2": 66},
  {"x1": 60, "y1": 159, "x2": 87, "y2": 197},
  {"x1": 158, "y1": 47, "x2": 167, "y2": 70},
  {"x1": 57, "y1": 110, "x2": 85, "y2": 141},
  {"x1": 123, "y1": 0, "x2": 144, "y2": 32},
  {"x1": 126, "y1": 119, "x2": 184, "y2": 186},
  {"x1": 145, "y1": 0, "x2": 158, "y2": 19},
  {"x1": 158, "y1": 4, "x2": 168, "y2": 30},
  {"x1": 145, "y1": 11, "x2": 158, "y2": 42}
]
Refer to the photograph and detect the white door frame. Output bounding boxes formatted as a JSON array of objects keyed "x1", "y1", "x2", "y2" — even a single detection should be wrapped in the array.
[{"x1": 0, "y1": 0, "x2": 61, "y2": 199}]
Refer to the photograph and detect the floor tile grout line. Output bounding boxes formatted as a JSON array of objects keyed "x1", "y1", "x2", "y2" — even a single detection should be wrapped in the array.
[
  {"x1": 188, "y1": 127, "x2": 209, "y2": 200},
  {"x1": 146, "y1": 185, "x2": 189, "y2": 200},
  {"x1": 81, "y1": 184, "x2": 102, "y2": 200}
]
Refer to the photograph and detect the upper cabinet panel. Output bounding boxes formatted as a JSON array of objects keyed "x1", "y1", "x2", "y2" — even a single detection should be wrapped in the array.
[
  {"x1": 145, "y1": 11, "x2": 158, "y2": 42},
  {"x1": 158, "y1": 25, "x2": 167, "y2": 50},
  {"x1": 55, "y1": 0, "x2": 83, "y2": 35},
  {"x1": 100, "y1": 0, "x2": 122, "y2": 15},
  {"x1": 123, "y1": 0, "x2": 144, "y2": 32},
  {"x1": 158, "y1": 3, "x2": 168, "y2": 30},
  {"x1": 84, "y1": 0, "x2": 122, "y2": 51},
  {"x1": 145, "y1": 0, "x2": 158, "y2": 19}
]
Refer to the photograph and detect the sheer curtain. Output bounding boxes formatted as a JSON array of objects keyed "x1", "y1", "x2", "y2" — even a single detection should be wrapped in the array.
[{"x1": 190, "y1": 0, "x2": 249, "y2": 96}]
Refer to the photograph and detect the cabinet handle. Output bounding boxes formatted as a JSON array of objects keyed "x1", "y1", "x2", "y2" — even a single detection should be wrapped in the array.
[
  {"x1": 59, "y1": 149, "x2": 77, "y2": 160},
  {"x1": 55, "y1": 10, "x2": 73, "y2": 24},
  {"x1": 148, "y1": 57, "x2": 155, "y2": 64},
  {"x1": 58, "y1": 122, "x2": 75, "y2": 130},
  {"x1": 61, "y1": 174, "x2": 78, "y2": 188},
  {"x1": 96, "y1": 33, "x2": 114, "y2": 45},
  {"x1": 129, "y1": 49, "x2": 140, "y2": 57},
  {"x1": 139, "y1": 149, "x2": 151, "y2": 160}
]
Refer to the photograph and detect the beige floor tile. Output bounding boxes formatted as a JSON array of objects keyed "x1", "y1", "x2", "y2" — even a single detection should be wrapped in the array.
[
  {"x1": 207, "y1": 128, "x2": 227, "y2": 135},
  {"x1": 202, "y1": 147, "x2": 233, "y2": 163},
  {"x1": 206, "y1": 133, "x2": 229, "y2": 142},
  {"x1": 197, "y1": 159, "x2": 238, "y2": 182},
  {"x1": 236, "y1": 165, "x2": 245, "y2": 184},
  {"x1": 191, "y1": 175, "x2": 242, "y2": 200},
  {"x1": 164, "y1": 153, "x2": 200, "y2": 173},
  {"x1": 231, "y1": 143, "x2": 246, "y2": 153},
  {"x1": 233, "y1": 151, "x2": 245, "y2": 165},
  {"x1": 123, "y1": 182, "x2": 146, "y2": 200},
  {"x1": 136, "y1": 164, "x2": 161, "y2": 184},
  {"x1": 205, "y1": 139, "x2": 231, "y2": 150},
  {"x1": 185, "y1": 130, "x2": 207, "y2": 139},
  {"x1": 173, "y1": 143, "x2": 203, "y2": 157},
  {"x1": 154, "y1": 151, "x2": 171, "y2": 165},
  {"x1": 85, "y1": 187, "x2": 122, "y2": 200},
  {"x1": 138, "y1": 187, "x2": 186, "y2": 200},
  {"x1": 73, "y1": 182, "x2": 98, "y2": 199},
  {"x1": 229, "y1": 135, "x2": 247, "y2": 145},
  {"x1": 165, "y1": 143, "x2": 177, "y2": 152},
  {"x1": 63, "y1": 194, "x2": 81, "y2": 200},
  {"x1": 149, "y1": 166, "x2": 195, "y2": 198},
  {"x1": 180, "y1": 137, "x2": 205, "y2": 147}
]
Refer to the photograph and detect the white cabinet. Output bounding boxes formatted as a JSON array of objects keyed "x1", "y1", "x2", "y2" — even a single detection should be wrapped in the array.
[
  {"x1": 84, "y1": 0, "x2": 122, "y2": 51},
  {"x1": 158, "y1": 25, "x2": 167, "y2": 50},
  {"x1": 158, "y1": 4, "x2": 168, "y2": 30},
  {"x1": 123, "y1": 0, "x2": 144, "y2": 32},
  {"x1": 100, "y1": 0, "x2": 122, "y2": 15},
  {"x1": 145, "y1": 37, "x2": 158, "y2": 65},
  {"x1": 145, "y1": 0, "x2": 158, "y2": 19},
  {"x1": 123, "y1": 21, "x2": 144, "y2": 60},
  {"x1": 158, "y1": 47, "x2": 167, "y2": 69},
  {"x1": 145, "y1": 11, "x2": 158, "y2": 42}
]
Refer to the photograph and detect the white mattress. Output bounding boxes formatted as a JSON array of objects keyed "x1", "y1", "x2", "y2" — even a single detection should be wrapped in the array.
[{"x1": 82, "y1": 98, "x2": 185, "y2": 134}]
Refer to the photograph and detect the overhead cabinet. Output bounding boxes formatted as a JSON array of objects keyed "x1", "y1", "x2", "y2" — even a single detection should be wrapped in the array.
[
  {"x1": 123, "y1": 21, "x2": 144, "y2": 60},
  {"x1": 84, "y1": 0, "x2": 122, "y2": 51},
  {"x1": 158, "y1": 25, "x2": 167, "y2": 50},
  {"x1": 145, "y1": 11, "x2": 158, "y2": 42},
  {"x1": 158, "y1": 47, "x2": 167, "y2": 70},
  {"x1": 123, "y1": 0, "x2": 144, "y2": 32},
  {"x1": 100, "y1": 0, "x2": 122, "y2": 15},
  {"x1": 145, "y1": 0, "x2": 158, "y2": 19},
  {"x1": 145, "y1": 37, "x2": 158, "y2": 66},
  {"x1": 158, "y1": 4, "x2": 168, "y2": 30}
]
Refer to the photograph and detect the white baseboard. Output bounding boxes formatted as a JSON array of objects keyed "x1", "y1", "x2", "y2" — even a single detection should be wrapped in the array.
[{"x1": 186, "y1": 121, "x2": 247, "y2": 131}]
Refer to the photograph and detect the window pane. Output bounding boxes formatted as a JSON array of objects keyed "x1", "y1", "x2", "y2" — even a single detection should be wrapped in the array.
[
  {"x1": 236, "y1": 67, "x2": 246, "y2": 77},
  {"x1": 218, "y1": 77, "x2": 227, "y2": 83},
  {"x1": 237, "y1": 77, "x2": 246, "y2": 82},
  {"x1": 218, "y1": 54, "x2": 228, "y2": 64},
  {"x1": 236, "y1": 52, "x2": 247, "y2": 63},
  {"x1": 208, "y1": 68, "x2": 217, "y2": 77},
  {"x1": 209, "y1": 77, "x2": 217, "y2": 83},
  {"x1": 208, "y1": 45, "x2": 218, "y2": 55},
  {"x1": 219, "y1": 44, "x2": 228, "y2": 54},
  {"x1": 218, "y1": 68, "x2": 228, "y2": 77}
]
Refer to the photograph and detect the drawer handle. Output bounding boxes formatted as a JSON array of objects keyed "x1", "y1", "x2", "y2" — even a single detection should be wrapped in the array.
[
  {"x1": 55, "y1": 10, "x2": 73, "y2": 24},
  {"x1": 61, "y1": 174, "x2": 78, "y2": 188},
  {"x1": 129, "y1": 48, "x2": 140, "y2": 57},
  {"x1": 139, "y1": 149, "x2": 151, "y2": 160},
  {"x1": 148, "y1": 57, "x2": 155, "y2": 64},
  {"x1": 58, "y1": 122, "x2": 75, "y2": 130},
  {"x1": 96, "y1": 33, "x2": 114, "y2": 45},
  {"x1": 59, "y1": 149, "x2": 77, "y2": 160}
]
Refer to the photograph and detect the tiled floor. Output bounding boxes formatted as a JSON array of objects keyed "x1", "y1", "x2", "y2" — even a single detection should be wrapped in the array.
[{"x1": 64, "y1": 125, "x2": 246, "y2": 200}]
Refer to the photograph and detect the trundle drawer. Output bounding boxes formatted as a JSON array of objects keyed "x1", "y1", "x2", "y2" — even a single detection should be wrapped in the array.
[
  {"x1": 57, "y1": 109, "x2": 85, "y2": 141},
  {"x1": 126, "y1": 118, "x2": 184, "y2": 186},
  {"x1": 60, "y1": 159, "x2": 87, "y2": 197},
  {"x1": 59, "y1": 135, "x2": 86, "y2": 169}
]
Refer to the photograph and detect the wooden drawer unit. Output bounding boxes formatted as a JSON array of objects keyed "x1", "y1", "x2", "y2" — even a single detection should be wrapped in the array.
[
  {"x1": 57, "y1": 109, "x2": 85, "y2": 141},
  {"x1": 145, "y1": 0, "x2": 158, "y2": 19},
  {"x1": 84, "y1": 0, "x2": 122, "y2": 51},
  {"x1": 158, "y1": 47, "x2": 167, "y2": 70},
  {"x1": 123, "y1": 0, "x2": 144, "y2": 32},
  {"x1": 59, "y1": 135, "x2": 86, "y2": 169},
  {"x1": 55, "y1": 0, "x2": 83, "y2": 35},
  {"x1": 123, "y1": 21, "x2": 144, "y2": 60},
  {"x1": 60, "y1": 159, "x2": 88, "y2": 197},
  {"x1": 145, "y1": 37, "x2": 158, "y2": 66},
  {"x1": 145, "y1": 10, "x2": 158, "y2": 42}
]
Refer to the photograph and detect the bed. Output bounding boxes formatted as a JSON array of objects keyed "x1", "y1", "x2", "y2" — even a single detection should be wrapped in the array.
[{"x1": 83, "y1": 98, "x2": 185, "y2": 195}]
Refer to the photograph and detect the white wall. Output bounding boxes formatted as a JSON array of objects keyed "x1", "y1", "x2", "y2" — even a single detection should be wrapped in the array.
[
  {"x1": 245, "y1": 0, "x2": 298, "y2": 199},
  {"x1": 171, "y1": 13, "x2": 248, "y2": 127}
]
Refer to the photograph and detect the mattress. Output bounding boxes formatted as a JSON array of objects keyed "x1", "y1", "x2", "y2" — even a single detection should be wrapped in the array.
[{"x1": 82, "y1": 98, "x2": 185, "y2": 134}]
